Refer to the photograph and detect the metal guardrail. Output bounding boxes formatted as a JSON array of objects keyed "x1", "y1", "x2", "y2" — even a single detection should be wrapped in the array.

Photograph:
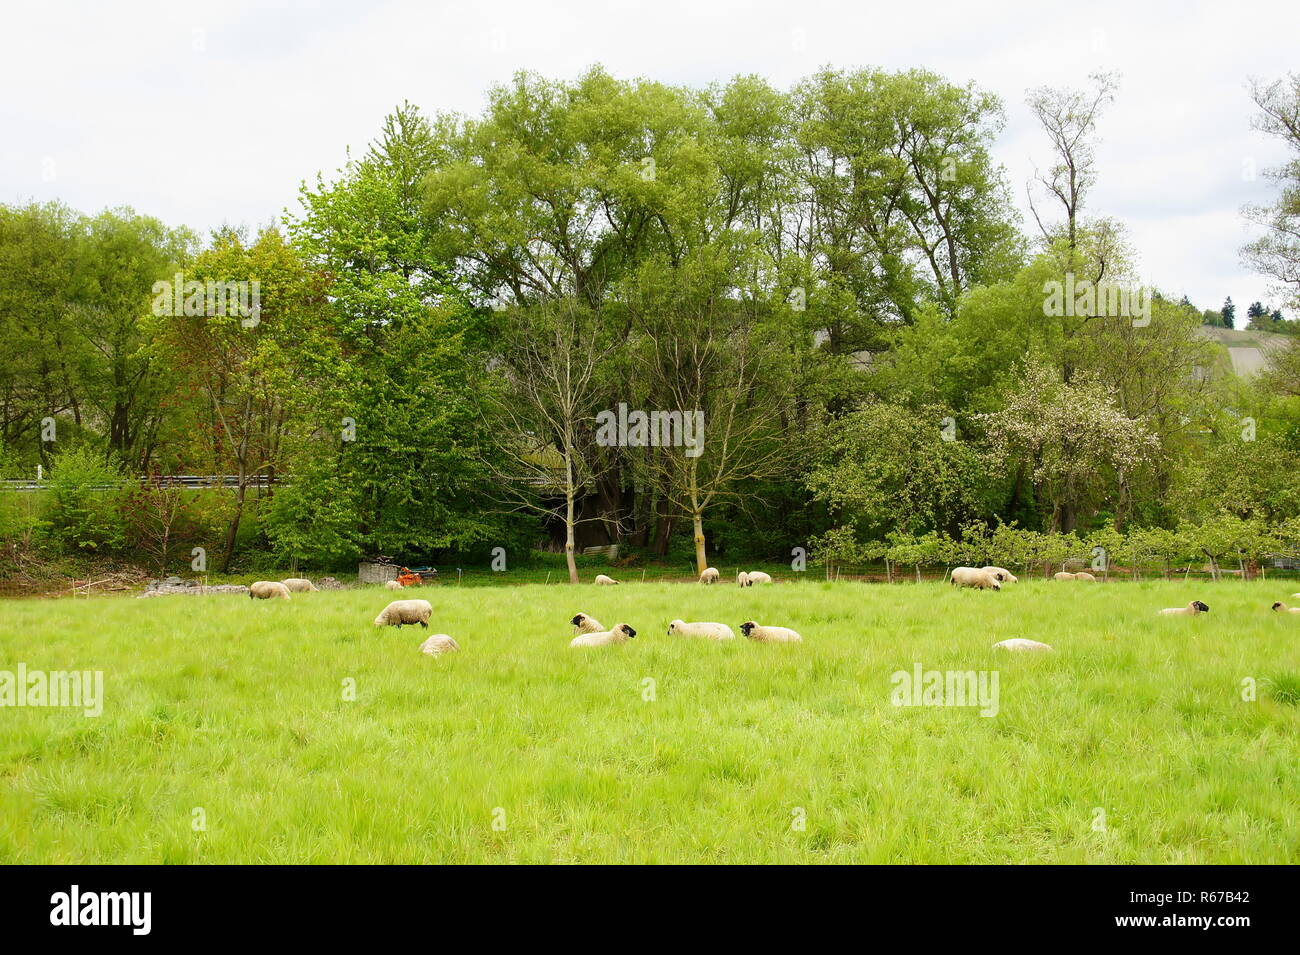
[{"x1": 0, "y1": 475, "x2": 278, "y2": 492}]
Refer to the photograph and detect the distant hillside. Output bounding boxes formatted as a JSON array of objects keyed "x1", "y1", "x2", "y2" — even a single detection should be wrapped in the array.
[{"x1": 1194, "y1": 325, "x2": 1292, "y2": 377}]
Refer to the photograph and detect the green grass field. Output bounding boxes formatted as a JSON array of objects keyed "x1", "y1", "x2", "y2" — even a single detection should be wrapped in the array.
[{"x1": 1, "y1": 578, "x2": 1298, "y2": 863}]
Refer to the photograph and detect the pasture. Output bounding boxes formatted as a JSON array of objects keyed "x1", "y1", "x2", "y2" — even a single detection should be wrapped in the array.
[{"x1": 1, "y1": 579, "x2": 1297, "y2": 863}]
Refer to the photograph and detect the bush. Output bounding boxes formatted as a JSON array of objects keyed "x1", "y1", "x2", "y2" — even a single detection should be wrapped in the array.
[{"x1": 43, "y1": 447, "x2": 128, "y2": 555}]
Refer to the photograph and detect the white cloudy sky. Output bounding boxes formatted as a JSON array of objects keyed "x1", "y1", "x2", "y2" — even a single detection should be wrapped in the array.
[{"x1": 3, "y1": 0, "x2": 1297, "y2": 313}]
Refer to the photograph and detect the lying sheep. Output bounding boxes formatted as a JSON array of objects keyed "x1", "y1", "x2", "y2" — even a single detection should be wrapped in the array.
[
  {"x1": 570, "y1": 612, "x2": 604, "y2": 634},
  {"x1": 1053, "y1": 571, "x2": 1076, "y2": 581},
  {"x1": 667, "y1": 619, "x2": 735, "y2": 641},
  {"x1": 993, "y1": 638, "x2": 1054, "y2": 652},
  {"x1": 699, "y1": 567, "x2": 720, "y2": 584},
  {"x1": 249, "y1": 581, "x2": 291, "y2": 600},
  {"x1": 745, "y1": 571, "x2": 773, "y2": 585},
  {"x1": 594, "y1": 574, "x2": 619, "y2": 586},
  {"x1": 281, "y1": 577, "x2": 318, "y2": 593},
  {"x1": 982, "y1": 566, "x2": 1018, "y2": 584},
  {"x1": 384, "y1": 579, "x2": 403, "y2": 591},
  {"x1": 374, "y1": 599, "x2": 433, "y2": 628},
  {"x1": 737, "y1": 571, "x2": 750, "y2": 587},
  {"x1": 739, "y1": 621, "x2": 802, "y2": 643},
  {"x1": 1271, "y1": 602, "x2": 1300, "y2": 614},
  {"x1": 418, "y1": 634, "x2": 461, "y2": 655},
  {"x1": 1159, "y1": 600, "x2": 1210, "y2": 616},
  {"x1": 570, "y1": 623, "x2": 636, "y2": 647},
  {"x1": 951, "y1": 567, "x2": 1001, "y2": 590}
]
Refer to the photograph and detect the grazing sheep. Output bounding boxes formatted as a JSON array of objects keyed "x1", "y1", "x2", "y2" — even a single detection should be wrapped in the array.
[
  {"x1": 951, "y1": 567, "x2": 1001, "y2": 590},
  {"x1": 281, "y1": 577, "x2": 318, "y2": 593},
  {"x1": 384, "y1": 579, "x2": 403, "y2": 591},
  {"x1": 699, "y1": 567, "x2": 720, "y2": 584},
  {"x1": 1158, "y1": 600, "x2": 1210, "y2": 616},
  {"x1": 667, "y1": 619, "x2": 735, "y2": 641},
  {"x1": 570, "y1": 623, "x2": 636, "y2": 647},
  {"x1": 737, "y1": 571, "x2": 751, "y2": 587},
  {"x1": 374, "y1": 599, "x2": 434, "y2": 628},
  {"x1": 1271, "y1": 602, "x2": 1300, "y2": 614},
  {"x1": 249, "y1": 581, "x2": 291, "y2": 600},
  {"x1": 982, "y1": 566, "x2": 1018, "y2": 584},
  {"x1": 993, "y1": 638, "x2": 1054, "y2": 652},
  {"x1": 1073, "y1": 571, "x2": 1097, "y2": 582},
  {"x1": 745, "y1": 571, "x2": 773, "y2": 585},
  {"x1": 594, "y1": 574, "x2": 619, "y2": 586},
  {"x1": 739, "y1": 621, "x2": 802, "y2": 643},
  {"x1": 418, "y1": 633, "x2": 461, "y2": 655},
  {"x1": 1053, "y1": 572, "x2": 1076, "y2": 581},
  {"x1": 570, "y1": 612, "x2": 605, "y2": 634}
]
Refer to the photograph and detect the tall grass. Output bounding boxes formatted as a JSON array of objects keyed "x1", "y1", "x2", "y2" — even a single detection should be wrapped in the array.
[{"x1": 1, "y1": 578, "x2": 1296, "y2": 863}]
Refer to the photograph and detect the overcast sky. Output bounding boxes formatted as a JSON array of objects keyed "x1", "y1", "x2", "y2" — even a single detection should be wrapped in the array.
[{"x1": 3, "y1": 0, "x2": 1297, "y2": 313}]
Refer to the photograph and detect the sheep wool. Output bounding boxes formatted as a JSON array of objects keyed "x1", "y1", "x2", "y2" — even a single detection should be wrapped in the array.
[
  {"x1": 982, "y1": 566, "x2": 1018, "y2": 584},
  {"x1": 570, "y1": 623, "x2": 637, "y2": 647},
  {"x1": 739, "y1": 621, "x2": 802, "y2": 643},
  {"x1": 993, "y1": 638, "x2": 1054, "y2": 652},
  {"x1": 1053, "y1": 572, "x2": 1076, "y2": 581},
  {"x1": 745, "y1": 571, "x2": 773, "y2": 585},
  {"x1": 281, "y1": 578, "x2": 318, "y2": 593},
  {"x1": 570, "y1": 612, "x2": 604, "y2": 634},
  {"x1": 249, "y1": 581, "x2": 291, "y2": 600},
  {"x1": 1158, "y1": 601, "x2": 1210, "y2": 616},
  {"x1": 699, "y1": 567, "x2": 720, "y2": 584},
  {"x1": 374, "y1": 599, "x2": 434, "y2": 628},
  {"x1": 737, "y1": 571, "x2": 751, "y2": 587},
  {"x1": 951, "y1": 567, "x2": 1001, "y2": 590},
  {"x1": 1073, "y1": 572, "x2": 1098, "y2": 582},
  {"x1": 1271, "y1": 602, "x2": 1300, "y2": 614},
  {"x1": 384, "y1": 580, "x2": 403, "y2": 591},
  {"x1": 594, "y1": 574, "x2": 619, "y2": 586},
  {"x1": 667, "y1": 619, "x2": 735, "y2": 641},
  {"x1": 419, "y1": 634, "x2": 461, "y2": 655}
]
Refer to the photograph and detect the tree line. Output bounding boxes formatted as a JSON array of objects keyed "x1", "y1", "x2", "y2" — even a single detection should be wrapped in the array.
[{"x1": 2, "y1": 67, "x2": 1299, "y2": 581}]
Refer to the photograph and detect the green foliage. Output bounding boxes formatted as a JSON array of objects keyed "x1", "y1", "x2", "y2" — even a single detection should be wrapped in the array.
[{"x1": 43, "y1": 446, "x2": 127, "y2": 555}]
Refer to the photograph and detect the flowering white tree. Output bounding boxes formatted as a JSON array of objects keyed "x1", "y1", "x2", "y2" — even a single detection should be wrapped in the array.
[{"x1": 978, "y1": 358, "x2": 1159, "y2": 532}]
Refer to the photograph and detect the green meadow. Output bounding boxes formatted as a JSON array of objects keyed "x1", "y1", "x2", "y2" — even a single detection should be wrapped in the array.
[{"x1": 1, "y1": 578, "x2": 1297, "y2": 864}]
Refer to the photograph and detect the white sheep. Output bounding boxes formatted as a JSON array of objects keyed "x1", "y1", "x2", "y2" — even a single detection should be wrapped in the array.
[
  {"x1": 374, "y1": 599, "x2": 433, "y2": 628},
  {"x1": 993, "y1": 638, "x2": 1054, "y2": 652},
  {"x1": 249, "y1": 581, "x2": 291, "y2": 600},
  {"x1": 281, "y1": 577, "x2": 318, "y2": 593},
  {"x1": 384, "y1": 579, "x2": 403, "y2": 591},
  {"x1": 951, "y1": 567, "x2": 1001, "y2": 590},
  {"x1": 1073, "y1": 571, "x2": 1098, "y2": 582},
  {"x1": 594, "y1": 574, "x2": 619, "y2": 586},
  {"x1": 1271, "y1": 602, "x2": 1300, "y2": 614},
  {"x1": 745, "y1": 571, "x2": 773, "y2": 585},
  {"x1": 1158, "y1": 600, "x2": 1210, "y2": 616},
  {"x1": 982, "y1": 566, "x2": 1018, "y2": 584},
  {"x1": 737, "y1": 571, "x2": 750, "y2": 587},
  {"x1": 739, "y1": 621, "x2": 802, "y2": 643},
  {"x1": 570, "y1": 622, "x2": 637, "y2": 647},
  {"x1": 419, "y1": 633, "x2": 461, "y2": 655},
  {"x1": 667, "y1": 619, "x2": 735, "y2": 641},
  {"x1": 1053, "y1": 571, "x2": 1076, "y2": 581},
  {"x1": 570, "y1": 612, "x2": 605, "y2": 634},
  {"x1": 699, "y1": 567, "x2": 720, "y2": 584}
]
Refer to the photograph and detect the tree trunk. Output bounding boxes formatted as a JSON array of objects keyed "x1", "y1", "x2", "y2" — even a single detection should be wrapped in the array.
[
  {"x1": 220, "y1": 481, "x2": 246, "y2": 573},
  {"x1": 689, "y1": 463, "x2": 706, "y2": 576},
  {"x1": 564, "y1": 454, "x2": 578, "y2": 584},
  {"x1": 692, "y1": 510, "x2": 706, "y2": 578}
]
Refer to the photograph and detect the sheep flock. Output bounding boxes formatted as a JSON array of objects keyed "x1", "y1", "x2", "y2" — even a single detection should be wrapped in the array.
[{"x1": 234, "y1": 567, "x2": 1287, "y2": 661}]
